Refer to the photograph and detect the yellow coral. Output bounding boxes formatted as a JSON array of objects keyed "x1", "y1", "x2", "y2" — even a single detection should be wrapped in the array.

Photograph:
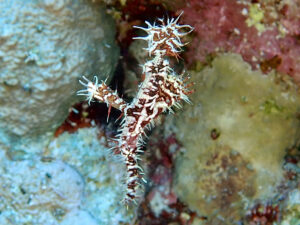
[{"x1": 246, "y1": 4, "x2": 265, "y2": 33}]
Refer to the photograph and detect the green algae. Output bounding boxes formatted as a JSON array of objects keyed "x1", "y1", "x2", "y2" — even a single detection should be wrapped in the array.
[{"x1": 246, "y1": 4, "x2": 265, "y2": 33}]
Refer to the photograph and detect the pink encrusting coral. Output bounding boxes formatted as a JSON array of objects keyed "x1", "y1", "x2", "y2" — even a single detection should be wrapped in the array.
[
  {"x1": 181, "y1": 0, "x2": 300, "y2": 84},
  {"x1": 78, "y1": 14, "x2": 193, "y2": 204}
]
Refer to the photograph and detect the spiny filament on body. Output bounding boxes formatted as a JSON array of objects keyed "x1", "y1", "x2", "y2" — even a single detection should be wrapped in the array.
[{"x1": 77, "y1": 12, "x2": 193, "y2": 205}]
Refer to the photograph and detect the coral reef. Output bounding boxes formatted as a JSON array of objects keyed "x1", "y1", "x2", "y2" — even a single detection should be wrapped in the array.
[
  {"x1": 172, "y1": 53, "x2": 300, "y2": 224},
  {"x1": 246, "y1": 203, "x2": 280, "y2": 225},
  {"x1": 0, "y1": 151, "x2": 97, "y2": 225},
  {"x1": 48, "y1": 127, "x2": 135, "y2": 224},
  {"x1": 281, "y1": 189, "x2": 300, "y2": 225},
  {"x1": 137, "y1": 130, "x2": 199, "y2": 225},
  {"x1": 77, "y1": 14, "x2": 193, "y2": 204},
  {"x1": 0, "y1": 0, "x2": 119, "y2": 154},
  {"x1": 0, "y1": 0, "x2": 128, "y2": 223},
  {"x1": 181, "y1": 0, "x2": 300, "y2": 84},
  {"x1": 0, "y1": 127, "x2": 135, "y2": 225},
  {"x1": 1, "y1": 0, "x2": 299, "y2": 223}
]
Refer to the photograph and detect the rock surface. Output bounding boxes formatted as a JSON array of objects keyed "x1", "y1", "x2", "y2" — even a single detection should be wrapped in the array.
[
  {"x1": 48, "y1": 127, "x2": 136, "y2": 225},
  {"x1": 0, "y1": 151, "x2": 97, "y2": 225},
  {"x1": 0, "y1": 0, "x2": 119, "y2": 153},
  {"x1": 172, "y1": 54, "x2": 300, "y2": 224},
  {"x1": 0, "y1": 127, "x2": 135, "y2": 225}
]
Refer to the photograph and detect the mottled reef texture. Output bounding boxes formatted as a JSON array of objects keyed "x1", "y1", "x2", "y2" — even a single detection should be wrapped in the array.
[
  {"x1": 1, "y1": 0, "x2": 300, "y2": 224},
  {"x1": 0, "y1": 0, "x2": 119, "y2": 154},
  {"x1": 181, "y1": 0, "x2": 300, "y2": 84},
  {"x1": 48, "y1": 127, "x2": 136, "y2": 225},
  {"x1": 171, "y1": 54, "x2": 300, "y2": 225},
  {"x1": 0, "y1": 151, "x2": 90, "y2": 225},
  {"x1": 0, "y1": 128, "x2": 136, "y2": 225}
]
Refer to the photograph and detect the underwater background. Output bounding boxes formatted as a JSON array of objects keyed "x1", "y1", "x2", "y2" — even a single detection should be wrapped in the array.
[{"x1": 0, "y1": 0, "x2": 299, "y2": 224}]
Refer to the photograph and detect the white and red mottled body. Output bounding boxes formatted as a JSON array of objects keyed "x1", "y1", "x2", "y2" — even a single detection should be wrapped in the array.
[{"x1": 78, "y1": 13, "x2": 193, "y2": 204}]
